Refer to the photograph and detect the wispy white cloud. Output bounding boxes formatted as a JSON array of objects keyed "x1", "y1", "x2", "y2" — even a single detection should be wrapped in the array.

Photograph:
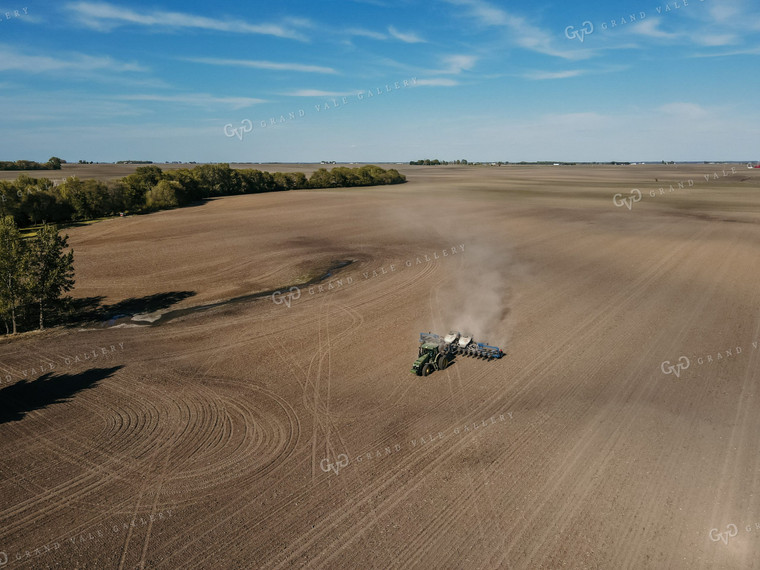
[
  {"x1": 707, "y1": 2, "x2": 743, "y2": 23},
  {"x1": 346, "y1": 27, "x2": 387, "y2": 40},
  {"x1": 445, "y1": 0, "x2": 512, "y2": 26},
  {"x1": 525, "y1": 64, "x2": 628, "y2": 80},
  {"x1": 0, "y1": 44, "x2": 144, "y2": 73},
  {"x1": 282, "y1": 89, "x2": 359, "y2": 97},
  {"x1": 630, "y1": 17, "x2": 742, "y2": 49},
  {"x1": 444, "y1": 0, "x2": 590, "y2": 60},
  {"x1": 631, "y1": 18, "x2": 680, "y2": 40},
  {"x1": 414, "y1": 78, "x2": 459, "y2": 87},
  {"x1": 440, "y1": 54, "x2": 478, "y2": 74},
  {"x1": 116, "y1": 93, "x2": 266, "y2": 110},
  {"x1": 343, "y1": 25, "x2": 425, "y2": 43},
  {"x1": 692, "y1": 33, "x2": 740, "y2": 47},
  {"x1": 524, "y1": 69, "x2": 586, "y2": 80},
  {"x1": 0, "y1": 92, "x2": 148, "y2": 123},
  {"x1": 66, "y1": 1, "x2": 309, "y2": 40},
  {"x1": 185, "y1": 57, "x2": 338, "y2": 74},
  {"x1": 689, "y1": 46, "x2": 760, "y2": 57},
  {"x1": 388, "y1": 25, "x2": 425, "y2": 43},
  {"x1": 626, "y1": 1, "x2": 756, "y2": 50}
]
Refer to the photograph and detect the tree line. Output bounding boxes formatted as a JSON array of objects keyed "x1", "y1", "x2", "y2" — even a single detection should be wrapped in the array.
[
  {"x1": 0, "y1": 157, "x2": 63, "y2": 171},
  {"x1": 0, "y1": 217, "x2": 75, "y2": 335},
  {"x1": 409, "y1": 159, "x2": 469, "y2": 165},
  {"x1": 0, "y1": 164, "x2": 406, "y2": 228}
]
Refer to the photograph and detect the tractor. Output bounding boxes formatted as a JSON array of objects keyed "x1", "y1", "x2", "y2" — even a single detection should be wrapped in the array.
[
  {"x1": 411, "y1": 330, "x2": 504, "y2": 376},
  {"x1": 410, "y1": 342, "x2": 452, "y2": 376}
]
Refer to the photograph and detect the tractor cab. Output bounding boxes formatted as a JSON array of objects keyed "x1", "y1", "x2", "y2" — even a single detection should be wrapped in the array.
[
  {"x1": 411, "y1": 342, "x2": 451, "y2": 376},
  {"x1": 418, "y1": 342, "x2": 439, "y2": 357}
]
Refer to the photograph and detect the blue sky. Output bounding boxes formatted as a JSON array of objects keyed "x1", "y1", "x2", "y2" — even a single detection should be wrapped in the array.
[{"x1": 0, "y1": 0, "x2": 758, "y2": 162}]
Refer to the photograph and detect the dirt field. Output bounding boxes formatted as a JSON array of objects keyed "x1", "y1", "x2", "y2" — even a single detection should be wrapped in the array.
[{"x1": 2, "y1": 163, "x2": 760, "y2": 569}]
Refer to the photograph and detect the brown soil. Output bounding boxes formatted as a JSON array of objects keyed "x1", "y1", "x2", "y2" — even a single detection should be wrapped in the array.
[{"x1": 1, "y1": 164, "x2": 759, "y2": 568}]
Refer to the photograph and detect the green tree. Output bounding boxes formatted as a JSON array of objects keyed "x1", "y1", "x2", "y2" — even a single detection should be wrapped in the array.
[
  {"x1": 308, "y1": 168, "x2": 334, "y2": 188},
  {"x1": 47, "y1": 156, "x2": 62, "y2": 170},
  {"x1": 121, "y1": 167, "x2": 163, "y2": 205},
  {"x1": 164, "y1": 169, "x2": 202, "y2": 204},
  {"x1": 26, "y1": 224, "x2": 75, "y2": 330},
  {"x1": 134, "y1": 165, "x2": 164, "y2": 186},
  {"x1": 287, "y1": 172, "x2": 308, "y2": 189},
  {"x1": 0, "y1": 216, "x2": 28, "y2": 334},
  {"x1": 20, "y1": 191, "x2": 60, "y2": 225},
  {"x1": 239, "y1": 169, "x2": 276, "y2": 194},
  {"x1": 191, "y1": 164, "x2": 238, "y2": 196},
  {"x1": 59, "y1": 178, "x2": 113, "y2": 220},
  {"x1": 272, "y1": 172, "x2": 292, "y2": 191},
  {"x1": 0, "y1": 295, "x2": 10, "y2": 334},
  {"x1": 145, "y1": 180, "x2": 180, "y2": 209}
]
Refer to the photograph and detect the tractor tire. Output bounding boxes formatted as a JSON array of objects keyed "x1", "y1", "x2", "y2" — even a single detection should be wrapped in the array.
[
  {"x1": 421, "y1": 363, "x2": 434, "y2": 377},
  {"x1": 437, "y1": 355, "x2": 448, "y2": 370}
]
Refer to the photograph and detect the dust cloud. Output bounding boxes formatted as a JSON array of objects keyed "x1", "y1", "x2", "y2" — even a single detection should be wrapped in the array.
[{"x1": 436, "y1": 241, "x2": 521, "y2": 350}]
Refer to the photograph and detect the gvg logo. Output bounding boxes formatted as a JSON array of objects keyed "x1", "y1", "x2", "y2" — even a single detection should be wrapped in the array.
[
  {"x1": 661, "y1": 356, "x2": 690, "y2": 378},
  {"x1": 271, "y1": 286, "x2": 300, "y2": 308},
  {"x1": 709, "y1": 524, "x2": 738, "y2": 545},
  {"x1": 223, "y1": 119, "x2": 252, "y2": 141},
  {"x1": 320, "y1": 454, "x2": 349, "y2": 475},
  {"x1": 613, "y1": 188, "x2": 642, "y2": 210},
  {"x1": 565, "y1": 21, "x2": 593, "y2": 42}
]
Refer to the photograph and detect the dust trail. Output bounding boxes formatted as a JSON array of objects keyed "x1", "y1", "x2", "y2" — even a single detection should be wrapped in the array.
[{"x1": 436, "y1": 242, "x2": 521, "y2": 349}]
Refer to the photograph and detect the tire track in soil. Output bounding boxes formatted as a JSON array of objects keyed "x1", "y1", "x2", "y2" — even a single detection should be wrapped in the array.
[
  {"x1": 3, "y1": 361, "x2": 299, "y2": 564},
  {"x1": 425, "y1": 257, "x2": 505, "y2": 560},
  {"x1": 483, "y1": 223, "x2": 718, "y2": 568},
  {"x1": 173, "y1": 346, "x2": 487, "y2": 568},
  {"x1": 124, "y1": 253, "x2": 486, "y2": 568},
  {"x1": 278, "y1": 223, "x2": 709, "y2": 567},
  {"x1": 281, "y1": 290, "x2": 388, "y2": 565},
  {"x1": 136, "y1": 451, "x2": 173, "y2": 570},
  {"x1": 0, "y1": 237, "x2": 568, "y2": 564},
  {"x1": 264, "y1": 298, "x2": 406, "y2": 569},
  {"x1": 162, "y1": 302, "x2": 383, "y2": 569},
  {"x1": 269, "y1": 265, "x2": 509, "y2": 568},
  {"x1": 167, "y1": 254, "x2": 430, "y2": 569},
  {"x1": 383, "y1": 274, "x2": 497, "y2": 570},
  {"x1": 156, "y1": 380, "x2": 300, "y2": 498},
  {"x1": 146, "y1": 379, "x2": 302, "y2": 568},
  {"x1": 113, "y1": 387, "x2": 190, "y2": 569},
  {"x1": 1, "y1": 448, "x2": 165, "y2": 569},
  {"x1": 0, "y1": 380, "x2": 163, "y2": 538},
  {"x1": 611, "y1": 229, "x2": 745, "y2": 568},
  {"x1": 145, "y1": 313, "x2": 299, "y2": 501},
  {"x1": 305, "y1": 299, "x2": 378, "y2": 485}
]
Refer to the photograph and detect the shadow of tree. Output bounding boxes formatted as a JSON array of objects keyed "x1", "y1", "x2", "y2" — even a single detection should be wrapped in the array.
[
  {"x1": 67, "y1": 291, "x2": 196, "y2": 327},
  {"x1": 0, "y1": 366, "x2": 122, "y2": 423}
]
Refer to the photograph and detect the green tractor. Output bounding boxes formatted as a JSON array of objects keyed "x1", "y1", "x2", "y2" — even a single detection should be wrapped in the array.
[
  {"x1": 410, "y1": 342, "x2": 451, "y2": 376},
  {"x1": 410, "y1": 331, "x2": 505, "y2": 377}
]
